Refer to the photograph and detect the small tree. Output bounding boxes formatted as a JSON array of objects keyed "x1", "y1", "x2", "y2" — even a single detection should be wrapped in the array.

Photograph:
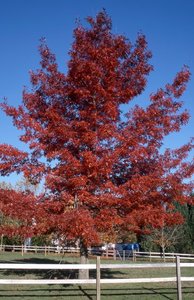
[
  {"x1": 141, "y1": 222, "x2": 184, "y2": 256},
  {"x1": 0, "y1": 11, "x2": 193, "y2": 278}
]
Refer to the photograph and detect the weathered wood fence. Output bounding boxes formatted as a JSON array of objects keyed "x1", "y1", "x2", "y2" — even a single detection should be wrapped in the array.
[
  {"x1": 0, "y1": 256, "x2": 194, "y2": 300},
  {"x1": 1, "y1": 244, "x2": 194, "y2": 262},
  {"x1": 0, "y1": 244, "x2": 80, "y2": 256},
  {"x1": 132, "y1": 251, "x2": 194, "y2": 262}
]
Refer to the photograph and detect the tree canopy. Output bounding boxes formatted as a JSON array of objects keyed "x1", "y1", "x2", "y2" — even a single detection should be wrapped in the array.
[{"x1": 0, "y1": 11, "x2": 193, "y2": 249}]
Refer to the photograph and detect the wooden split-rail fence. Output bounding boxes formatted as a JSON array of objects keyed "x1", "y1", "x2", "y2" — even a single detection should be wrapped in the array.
[
  {"x1": 0, "y1": 256, "x2": 194, "y2": 300},
  {"x1": 1, "y1": 244, "x2": 194, "y2": 262}
]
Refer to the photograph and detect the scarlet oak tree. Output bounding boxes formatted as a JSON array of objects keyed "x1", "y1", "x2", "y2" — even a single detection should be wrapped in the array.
[{"x1": 0, "y1": 11, "x2": 193, "y2": 258}]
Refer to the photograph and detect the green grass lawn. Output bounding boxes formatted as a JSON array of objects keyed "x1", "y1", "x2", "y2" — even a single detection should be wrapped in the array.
[{"x1": 0, "y1": 251, "x2": 194, "y2": 299}]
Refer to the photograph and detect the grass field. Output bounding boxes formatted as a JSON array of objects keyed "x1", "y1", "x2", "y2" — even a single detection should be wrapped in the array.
[{"x1": 0, "y1": 252, "x2": 194, "y2": 299}]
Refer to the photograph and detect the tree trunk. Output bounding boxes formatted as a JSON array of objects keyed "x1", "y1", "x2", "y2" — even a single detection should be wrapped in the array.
[{"x1": 79, "y1": 241, "x2": 89, "y2": 279}]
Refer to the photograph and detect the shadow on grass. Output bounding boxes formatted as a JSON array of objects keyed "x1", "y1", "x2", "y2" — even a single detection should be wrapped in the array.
[
  {"x1": 0, "y1": 257, "x2": 78, "y2": 282},
  {"x1": 143, "y1": 287, "x2": 175, "y2": 300},
  {"x1": 0, "y1": 287, "x2": 193, "y2": 299},
  {"x1": 1, "y1": 257, "x2": 194, "y2": 299},
  {"x1": 0, "y1": 256, "x2": 125, "y2": 282}
]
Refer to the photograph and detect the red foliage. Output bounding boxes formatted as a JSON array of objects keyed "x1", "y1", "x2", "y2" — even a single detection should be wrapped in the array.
[
  {"x1": 0, "y1": 188, "x2": 36, "y2": 238},
  {"x1": 0, "y1": 11, "x2": 193, "y2": 246}
]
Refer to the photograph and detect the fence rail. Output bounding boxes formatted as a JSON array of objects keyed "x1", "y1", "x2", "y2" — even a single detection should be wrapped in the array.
[
  {"x1": 133, "y1": 251, "x2": 194, "y2": 262},
  {"x1": 0, "y1": 244, "x2": 80, "y2": 255},
  {"x1": 1, "y1": 244, "x2": 194, "y2": 263},
  {"x1": 0, "y1": 257, "x2": 193, "y2": 300}
]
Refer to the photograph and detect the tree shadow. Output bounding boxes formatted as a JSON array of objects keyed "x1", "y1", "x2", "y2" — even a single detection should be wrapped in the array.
[
  {"x1": 0, "y1": 256, "x2": 127, "y2": 282},
  {"x1": 0, "y1": 257, "x2": 79, "y2": 281},
  {"x1": 0, "y1": 287, "x2": 180, "y2": 299},
  {"x1": 0, "y1": 286, "x2": 194, "y2": 299},
  {"x1": 1, "y1": 257, "x2": 194, "y2": 299},
  {"x1": 78, "y1": 286, "x2": 94, "y2": 300},
  {"x1": 144, "y1": 287, "x2": 175, "y2": 300}
]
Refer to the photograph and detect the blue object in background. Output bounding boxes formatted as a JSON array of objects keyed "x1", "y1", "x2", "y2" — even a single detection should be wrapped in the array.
[{"x1": 123, "y1": 243, "x2": 139, "y2": 251}]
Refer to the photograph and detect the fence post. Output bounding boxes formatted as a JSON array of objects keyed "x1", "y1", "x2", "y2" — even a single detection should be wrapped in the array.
[
  {"x1": 96, "y1": 256, "x2": 101, "y2": 300},
  {"x1": 132, "y1": 250, "x2": 136, "y2": 262},
  {"x1": 123, "y1": 250, "x2": 125, "y2": 261},
  {"x1": 163, "y1": 252, "x2": 165, "y2": 262},
  {"x1": 106, "y1": 246, "x2": 108, "y2": 258},
  {"x1": 113, "y1": 249, "x2": 116, "y2": 260},
  {"x1": 176, "y1": 256, "x2": 182, "y2": 300}
]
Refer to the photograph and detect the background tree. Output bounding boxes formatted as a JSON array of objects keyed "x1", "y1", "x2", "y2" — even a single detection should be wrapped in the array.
[
  {"x1": 0, "y1": 11, "x2": 193, "y2": 277},
  {"x1": 173, "y1": 201, "x2": 194, "y2": 253},
  {"x1": 0, "y1": 187, "x2": 36, "y2": 240},
  {"x1": 0, "y1": 179, "x2": 49, "y2": 246},
  {"x1": 0, "y1": 182, "x2": 12, "y2": 246},
  {"x1": 140, "y1": 218, "x2": 184, "y2": 256}
]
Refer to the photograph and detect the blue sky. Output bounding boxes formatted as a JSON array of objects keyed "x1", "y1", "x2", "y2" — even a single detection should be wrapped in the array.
[{"x1": 0, "y1": 0, "x2": 194, "y2": 185}]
